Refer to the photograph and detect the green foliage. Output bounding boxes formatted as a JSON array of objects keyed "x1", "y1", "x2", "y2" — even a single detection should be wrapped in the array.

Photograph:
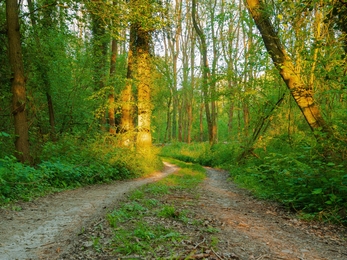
[
  {"x1": 157, "y1": 205, "x2": 177, "y2": 218},
  {"x1": 161, "y1": 141, "x2": 347, "y2": 225},
  {"x1": 111, "y1": 223, "x2": 182, "y2": 255},
  {"x1": 143, "y1": 182, "x2": 170, "y2": 195},
  {"x1": 160, "y1": 142, "x2": 239, "y2": 168},
  {"x1": 155, "y1": 159, "x2": 206, "y2": 190},
  {"x1": 0, "y1": 156, "x2": 42, "y2": 203},
  {"x1": 0, "y1": 133, "x2": 163, "y2": 205},
  {"x1": 228, "y1": 146, "x2": 347, "y2": 225},
  {"x1": 107, "y1": 201, "x2": 147, "y2": 228}
]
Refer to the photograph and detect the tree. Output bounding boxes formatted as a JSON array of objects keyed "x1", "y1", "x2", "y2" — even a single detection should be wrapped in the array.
[
  {"x1": 109, "y1": 36, "x2": 117, "y2": 135},
  {"x1": 134, "y1": 25, "x2": 152, "y2": 149},
  {"x1": 128, "y1": 0, "x2": 159, "y2": 149},
  {"x1": 90, "y1": 1, "x2": 109, "y2": 131},
  {"x1": 6, "y1": 0, "x2": 32, "y2": 163},
  {"x1": 27, "y1": 0, "x2": 56, "y2": 139},
  {"x1": 192, "y1": 0, "x2": 216, "y2": 144},
  {"x1": 120, "y1": 23, "x2": 136, "y2": 145},
  {"x1": 245, "y1": 0, "x2": 331, "y2": 136}
]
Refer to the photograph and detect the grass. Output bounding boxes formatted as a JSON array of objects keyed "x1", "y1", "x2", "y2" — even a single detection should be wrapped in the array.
[{"x1": 80, "y1": 159, "x2": 226, "y2": 258}]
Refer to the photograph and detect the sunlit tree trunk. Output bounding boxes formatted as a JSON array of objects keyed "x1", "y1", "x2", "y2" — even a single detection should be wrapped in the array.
[
  {"x1": 6, "y1": 0, "x2": 32, "y2": 163},
  {"x1": 135, "y1": 28, "x2": 152, "y2": 149},
  {"x1": 246, "y1": 0, "x2": 331, "y2": 135},
  {"x1": 109, "y1": 37, "x2": 117, "y2": 135}
]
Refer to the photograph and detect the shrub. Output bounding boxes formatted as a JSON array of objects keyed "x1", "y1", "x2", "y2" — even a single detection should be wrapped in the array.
[{"x1": 0, "y1": 133, "x2": 163, "y2": 205}]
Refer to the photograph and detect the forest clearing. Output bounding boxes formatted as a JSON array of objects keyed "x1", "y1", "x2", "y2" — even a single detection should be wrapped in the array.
[{"x1": 1, "y1": 0, "x2": 347, "y2": 259}]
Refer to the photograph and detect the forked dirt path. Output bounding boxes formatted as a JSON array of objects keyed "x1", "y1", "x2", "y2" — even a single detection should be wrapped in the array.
[
  {"x1": 1, "y1": 164, "x2": 346, "y2": 260},
  {"x1": 0, "y1": 162, "x2": 178, "y2": 260}
]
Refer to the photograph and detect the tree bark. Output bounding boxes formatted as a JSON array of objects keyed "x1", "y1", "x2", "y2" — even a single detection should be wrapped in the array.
[
  {"x1": 120, "y1": 24, "x2": 135, "y2": 145},
  {"x1": 187, "y1": 32, "x2": 196, "y2": 144},
  {"x1": 6, "y1": 0, "x2": 32, "y2": 163},
  {"x1": 109, "y1": 37, "x2": 117, "y2": 135},
  {"x1": 192, "y1": 0, "x2": 215, "y2": 144},
  {"x1": 135, "y1": 28, "x2": 152, "y2": 149},
  {"x1": 245, "y1": 0, "x2": 331, "y2": 136},
  {"x1": 168, "y1": 0, "x2": 182, "y2": 141},
  {"x1": 91, "y1": 5, "x2": 108, "y2": 132}
]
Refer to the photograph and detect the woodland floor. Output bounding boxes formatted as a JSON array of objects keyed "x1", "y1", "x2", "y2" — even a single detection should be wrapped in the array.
[{"x1": 0, "y1": 162, "x2": 346, "y2": 260}]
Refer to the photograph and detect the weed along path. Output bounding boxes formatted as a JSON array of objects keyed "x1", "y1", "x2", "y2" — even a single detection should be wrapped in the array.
[
  {"x1": 0, "y1": 162, "x2": 178, "y2": 260},
  {"x1": 1, "y1": 162, "x2": 346, "y2": 260}
]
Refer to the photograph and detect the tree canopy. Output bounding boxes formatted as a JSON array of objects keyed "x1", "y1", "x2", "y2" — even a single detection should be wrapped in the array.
[{"x1": 1, "y1": 0, "x2": 347, "y2": 224}]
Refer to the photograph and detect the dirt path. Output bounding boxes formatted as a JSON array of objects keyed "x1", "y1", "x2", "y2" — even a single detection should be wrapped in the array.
[
  {"x1": 201, "y1": 168, "x2": 347, "y2": 259},
  {"x1": 1, "y1": 164, "x2": 346, "y2": 260},
  {"x1": 0, "y1": 162, "x2": 178, "y2": 260}
]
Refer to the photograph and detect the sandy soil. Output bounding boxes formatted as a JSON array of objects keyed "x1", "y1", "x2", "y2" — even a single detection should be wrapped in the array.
[{"x1": 1, "y1": 163, "x2": 346, "y2": 260}]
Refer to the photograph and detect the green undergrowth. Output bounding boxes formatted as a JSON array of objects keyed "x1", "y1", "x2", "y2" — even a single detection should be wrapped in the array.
[
  {"x1": 0, "y1": 134, "x2": 162, "y2": 205},
  {"x1": 229, "y1": 149, "x2": 347, "y2": 225},
  {"x1": 160, "y1": 142, "x2": 239, "y2": 168},
  {"x1": 98, "y1": 160, "x2": 207, "y2": 258},
  {"x1": 159, "y1": 141, "x2": 347, "y2": 225}
]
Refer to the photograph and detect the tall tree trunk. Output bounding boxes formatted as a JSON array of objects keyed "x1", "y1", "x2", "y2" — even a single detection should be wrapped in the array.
[
  {"x1": 228, "y1": 102, "x2": 234, "y2": 136},
  {"x1": 171, "y1": 96, "x2": 178, "y2": 140},
  {"x1": 178, "y1": 99, "x2": 183, "y2": 142},
  {"x1": 164, "y1": 95, "x2": 172, "y2": 143},
  {"x1": 209, "y1": 0, "x2": 219, "y2": 143},
  {"x1": 169, "y1": 0, "x2": 182, "y2": 141},
  {"x1": 162, "y1": 33, "x2": 173, "y2": 142},
  {"x1": 192, "y1": 0, "x2": 215, "y2": 144},
  {"x1": 187, "y1": 33, "x2": 195, "y2": 144},
  {"x1": 91, "y1": 8, "x2": 108, "y2": 132},
  {"x1": 245, "y1": 0, "x2": 331, "y2": 136},
  {"x1": 6, "y1": 0, "x2": 32, "y2": 163},
  {"x1": 109, "y1": 37, "x2": 117, "y2": 135},
  {"x1": 135, "y1": 28, "x2": 152, "y2": 149},
  {"x1": 120, "y1": 24, "x2": 135, "y2": 145},
  {"x1": 199, "y1": 98, "x2": 204, "y2": 142}
]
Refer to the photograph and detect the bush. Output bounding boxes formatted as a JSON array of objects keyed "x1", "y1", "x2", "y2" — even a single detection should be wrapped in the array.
[
  {"x1": 0, "y1": 133, "x2": 163, "y2": 205},
  {"x1": 228, "y1": 149, "x2": 347, "y2": 224}
]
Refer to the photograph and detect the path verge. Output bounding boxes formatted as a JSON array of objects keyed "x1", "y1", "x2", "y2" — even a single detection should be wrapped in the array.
[{"x1": 0, "y1": 162, "x2": 178, "y2": 260}]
